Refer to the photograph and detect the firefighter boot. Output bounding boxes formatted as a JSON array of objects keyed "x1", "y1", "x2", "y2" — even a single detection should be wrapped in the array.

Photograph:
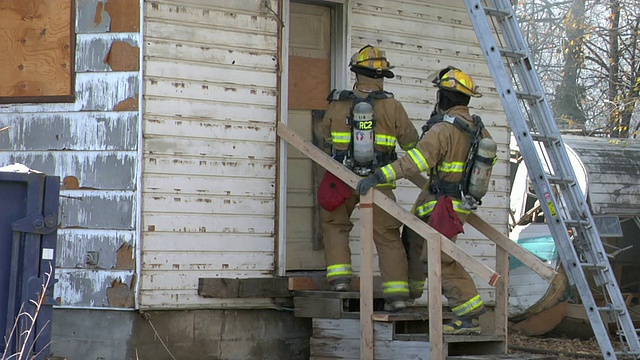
[
  {"x1": 330, "y1": 278, "x2": 350, "y2": 292},
  {"x1": 443, "y1": 316, "x2": 481, "y2": 335},
  {"x1": 383, "y1": 299, "x2": 407, "y2": 312}
]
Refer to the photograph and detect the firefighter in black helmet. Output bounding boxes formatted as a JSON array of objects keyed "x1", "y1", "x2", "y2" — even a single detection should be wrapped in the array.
[{"x1": 319, "y1": 45, "x2": 418, "y2": 311}]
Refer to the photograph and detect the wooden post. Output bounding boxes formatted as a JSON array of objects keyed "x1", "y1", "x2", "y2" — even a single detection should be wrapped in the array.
[
  {"x1": 360, "y1": 191, "x2": 374, "y2": 360},
  {"x1": 428, "y1": 235, "x2": 444, "y2": 359},
  {"x1": 495, "y1": 245, "x2": 509, "y2": 351}
]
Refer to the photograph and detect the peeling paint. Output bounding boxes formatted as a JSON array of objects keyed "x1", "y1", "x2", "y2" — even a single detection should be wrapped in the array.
[
  {"x1": 104, "y1": 41, "x2": 140, "y2": 71},
  {"x1": 55, "y1": 270, "x2": 135, "y2": 307},
  {"x1": 114, "y1": 96, "x2": 138, "y2": 111},
  {"x1": 116, "y1": 243, "x2": 135, "y2": 270},
  {"x1": 104, "y1": 0, "x2": 140, "y2": 32},
  {"x1": 63, "y1": 176, "x2": 80, "y2": 190},
  {"x1": 94, "y1": 2, "x2": 104, "y2": 24},
  {"x1": 106, "y1": 279, "x2": 135, "y2": 308}
]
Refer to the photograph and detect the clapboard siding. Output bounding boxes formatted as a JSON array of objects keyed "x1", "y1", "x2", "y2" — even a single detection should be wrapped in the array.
[
  {"x1": 140, "y1": 0, "x2": 280, "y2": 308},
  {"x1": 0, "y1": 112, "x2": 138, "y2": 151},
  {"x1": 0, "y1": 0, "x2": 141, "y2": 308}
]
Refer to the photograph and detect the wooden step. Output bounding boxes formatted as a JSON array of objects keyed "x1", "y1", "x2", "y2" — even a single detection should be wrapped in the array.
[
  {"x1": 447, "y1": 355, "x2": 558, "y2": 360},
  {"x1": 310, "y1": 318, "x2": 515, "y2": 359}
]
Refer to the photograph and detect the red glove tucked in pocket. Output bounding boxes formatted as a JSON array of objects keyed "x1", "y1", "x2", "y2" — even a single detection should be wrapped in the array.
[
  {"x1": 317, "y1": 171, "x2": 352, "y2": 211},
  {"x1": 428, "y1": 196, "x2": 465, "y2": 240}
]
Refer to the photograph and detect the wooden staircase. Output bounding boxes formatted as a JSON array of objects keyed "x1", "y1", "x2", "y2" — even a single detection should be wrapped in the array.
[{"x1": 290, "y1": 280, "x2": 554, "y2": 360}]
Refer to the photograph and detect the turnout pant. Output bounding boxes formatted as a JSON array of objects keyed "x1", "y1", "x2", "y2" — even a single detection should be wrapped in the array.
[
  {"x1": 405, "y1": 213, "x2": 485, "y2": 318},
  {"x1": 321, "y1": 187, "x2": 410, "y2": 301}
]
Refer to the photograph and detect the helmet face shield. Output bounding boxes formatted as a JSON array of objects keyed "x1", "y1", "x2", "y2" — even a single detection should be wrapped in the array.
[{"x1": 430, "y1": 66, "x2": 482, "y2": 98}]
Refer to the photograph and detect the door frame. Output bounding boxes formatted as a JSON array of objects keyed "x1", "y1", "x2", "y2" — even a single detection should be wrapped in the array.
[{"x1": 277, "y1": 0, "x2": 351, "y2": 275}]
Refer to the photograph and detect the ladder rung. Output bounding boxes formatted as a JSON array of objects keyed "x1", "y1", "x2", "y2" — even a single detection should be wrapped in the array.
[
  {"x1": 580, "y1": 262, "x2": 608, "y2": 270},
  {"x1": 498, "y1": 47, "x2": 527, "y2": 59},
  {"x1": 547, "y1": 175, "x2": 575, "y2": 186},
  {"x1": 565, "y1": 219, "x2": 591, "y2": 226},
  {"x1": 529, "y1": 132, "x2": 559, "y2": 143},
  {"x1": 515, "y1": 91, "x2": 543, "y2": 101},
  {"x1": 483, "y1": 6, "x2": 511, "y2": 18},
  {"x1": 597, "y1": 305, "x2": 626, "y2": 313},
  {"x1": 615, "y1": 351, "x2": 640, "y2": 357}
]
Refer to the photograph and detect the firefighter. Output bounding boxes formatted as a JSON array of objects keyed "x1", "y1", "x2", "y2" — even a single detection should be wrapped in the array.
[
  {"x1": 319, "y1": 45, "x2": 419, "y2": 311},
  {"x1": 356, "y1": 66, "x2": 494, "y2": 334}
]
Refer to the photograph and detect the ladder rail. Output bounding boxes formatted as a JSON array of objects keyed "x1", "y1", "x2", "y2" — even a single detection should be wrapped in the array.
[{"x1": 465, "y1": 0, "x2": 640, "y2": 358}]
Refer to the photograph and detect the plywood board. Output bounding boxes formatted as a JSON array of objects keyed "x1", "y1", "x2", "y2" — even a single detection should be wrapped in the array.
[{"x1": 0, "y1": 0, "x2": 74, "y2": 102}]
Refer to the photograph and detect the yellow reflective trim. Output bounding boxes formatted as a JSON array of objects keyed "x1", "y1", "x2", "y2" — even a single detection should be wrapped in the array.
[
  {"x1": 409, "y1": 280, "x2": 425, "y2": 292},
  {"x1": 380, "y1": 165, "x2": 396, "y2": 182},
  {"x1": 375, "y1": 134, "x2": 396, "y2": 147},
  {"x1": 415, "y1": 200, "x2": 437, "y2": 217},
  {"x1": 327, "y1": 264, "x2": 353, "y2": 278},
  {"x1": 374, "y1": 181, "x2": 396, "y2": 189},
  {"x1": 451, "y1": 294, "x2": 483, "y2": 316},
  {"x1": 416, "y1": 199, "x2": 471, "y2": 217},
  {"x1": 407, "y1": 149, "x2": 428, "y2": 172},
  {"x1": 438, "y1": 161, "x2": 465, "y2": 173},
  {"x1": 331, "y1": 131, "x2": 351, "y2": 144},
  {"x1": 492, "y1": 156, "x2": 497, "y2": 165},
  {"x1": 383, "y1": 281, "x2": 410, "y2": 295}
]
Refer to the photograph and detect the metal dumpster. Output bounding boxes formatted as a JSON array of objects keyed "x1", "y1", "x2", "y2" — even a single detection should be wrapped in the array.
[{"x1": 0, "y1": 171, "x2": 59, "y2": 359}]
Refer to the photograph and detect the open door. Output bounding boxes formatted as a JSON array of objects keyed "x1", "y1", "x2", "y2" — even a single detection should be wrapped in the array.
[{"x1": 285, "y1": 2, "x2": 331, "y2": 270}]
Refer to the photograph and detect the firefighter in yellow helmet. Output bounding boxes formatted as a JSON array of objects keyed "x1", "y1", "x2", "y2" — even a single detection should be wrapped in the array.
[
  {"x1": 318, "y1": 45, "x2": 419, "y2": 311},
  {"x1": 357, "y1": 66, "x2": 496, "y2": 333}
]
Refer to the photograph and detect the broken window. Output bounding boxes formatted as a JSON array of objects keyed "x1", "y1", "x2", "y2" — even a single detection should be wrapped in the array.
[{"x1": 0, "y1": 0, "x2": 75, "y2": 103}]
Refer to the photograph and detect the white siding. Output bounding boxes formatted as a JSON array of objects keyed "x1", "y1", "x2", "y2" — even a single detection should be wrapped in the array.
[
  {"x1": 141, "y1": 0, "x2": 280, "y2": 308},
  {"x1": 345, "y1": 0, "x2": 510, "y2": 303}
]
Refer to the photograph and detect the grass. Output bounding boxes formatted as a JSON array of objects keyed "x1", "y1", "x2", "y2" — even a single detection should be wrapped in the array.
[{"x1": 1, "y1": 265, "x2": 53, "y2": 360}]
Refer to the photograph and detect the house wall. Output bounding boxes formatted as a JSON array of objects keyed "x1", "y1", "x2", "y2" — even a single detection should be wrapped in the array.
[
  {"x1": 0, "y1": 0, "x2": 141, "y2": 309},
  {"x1": 140, "y1": 0, "x2": 510, "y2": 309}
]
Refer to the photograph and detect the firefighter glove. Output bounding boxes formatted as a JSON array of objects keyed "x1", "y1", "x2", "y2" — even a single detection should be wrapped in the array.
[{"x1": 356, "y1": 170, "x2": 385, "y2": 195}]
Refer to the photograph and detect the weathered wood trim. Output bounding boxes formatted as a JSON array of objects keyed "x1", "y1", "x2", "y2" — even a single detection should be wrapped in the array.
[
  {"x1": 428, "y1": 234, "x2": 444, "y2": 359},
  {"x1": 359, "y1": 191, "x2": 374, "y2": 360},
  {"x1": 197, "y1": 277, "x2": 290, "y2": 298}
]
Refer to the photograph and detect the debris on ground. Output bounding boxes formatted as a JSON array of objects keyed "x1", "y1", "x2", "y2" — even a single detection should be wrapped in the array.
[{"x1": 508, "y1": 331, "x2": 629, "y2": 359}]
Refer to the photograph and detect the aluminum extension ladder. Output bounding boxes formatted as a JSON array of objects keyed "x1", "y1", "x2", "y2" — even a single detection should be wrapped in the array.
[{"x1": 463, "y1": 0, "x2": 640, "y2": 358}]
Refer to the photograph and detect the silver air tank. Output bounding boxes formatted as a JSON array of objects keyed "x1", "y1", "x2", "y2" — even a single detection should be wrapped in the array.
[
  {"x1": 468, "y1": 137, "x2": 497, "y2": 201},
  {"x1": 351, "y1": 101, "x2": 375, "y2": 168}
]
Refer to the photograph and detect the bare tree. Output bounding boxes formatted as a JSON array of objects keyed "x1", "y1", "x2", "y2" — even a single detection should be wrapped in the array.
[{"x1": 516, "y1": 0, "x2": 640, "y2": 138}]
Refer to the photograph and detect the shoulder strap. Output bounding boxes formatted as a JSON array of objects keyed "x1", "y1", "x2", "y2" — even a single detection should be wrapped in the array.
[
  {"x1": 369, "y1": 90, "x2": 394, "y2": 99},
  {"x1": 327, "y1": 89, "x2": 357, "y2": 103},
  {"x1": 421, "y1": 114, "x2": 485, "y2": 139}
]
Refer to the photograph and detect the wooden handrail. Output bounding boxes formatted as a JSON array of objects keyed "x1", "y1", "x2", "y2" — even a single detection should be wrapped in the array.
[
  {"x1": 278, "y1": 122, "x2": 501, "y2": 284},
  {"x1": 278, "y1": 121, "x2": 556, "y2": 360}
]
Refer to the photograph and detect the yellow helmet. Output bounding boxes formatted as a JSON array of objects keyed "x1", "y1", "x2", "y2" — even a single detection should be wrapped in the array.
[
  {"x1": 430, "y1": 66, "x2": 482, "y2": 98},
  {"x1": 349, "y1": 45, "x2": 394, "y2": 78}
]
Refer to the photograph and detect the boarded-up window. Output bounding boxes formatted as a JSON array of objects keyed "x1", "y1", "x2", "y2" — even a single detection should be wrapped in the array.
[{"x1": 0, "y1": 0, "x2": 75, "y2": 103}]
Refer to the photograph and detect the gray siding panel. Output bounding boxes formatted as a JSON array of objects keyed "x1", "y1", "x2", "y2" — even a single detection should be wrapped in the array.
[{"x1": 0, "y1": 1, "x2": 142, "y2": 308}]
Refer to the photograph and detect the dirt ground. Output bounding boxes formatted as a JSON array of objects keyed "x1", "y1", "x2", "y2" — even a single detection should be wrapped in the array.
[{"x1": 507, "y1": 330, "x2": 630, "y2": 359}]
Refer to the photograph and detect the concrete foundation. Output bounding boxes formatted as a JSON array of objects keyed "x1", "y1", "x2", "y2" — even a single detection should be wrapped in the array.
[{"x1": 49, "y1": 308, "x2": 311, "y2": 360}]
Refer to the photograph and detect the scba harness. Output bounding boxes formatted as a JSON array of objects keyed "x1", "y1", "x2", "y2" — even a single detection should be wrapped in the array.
[
  {"x1": 421, "y1": 113, "x2": 495, "y2": 206},
  {"x1": 327, "y1": 89, "x2": 398, "y2": 176}
]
